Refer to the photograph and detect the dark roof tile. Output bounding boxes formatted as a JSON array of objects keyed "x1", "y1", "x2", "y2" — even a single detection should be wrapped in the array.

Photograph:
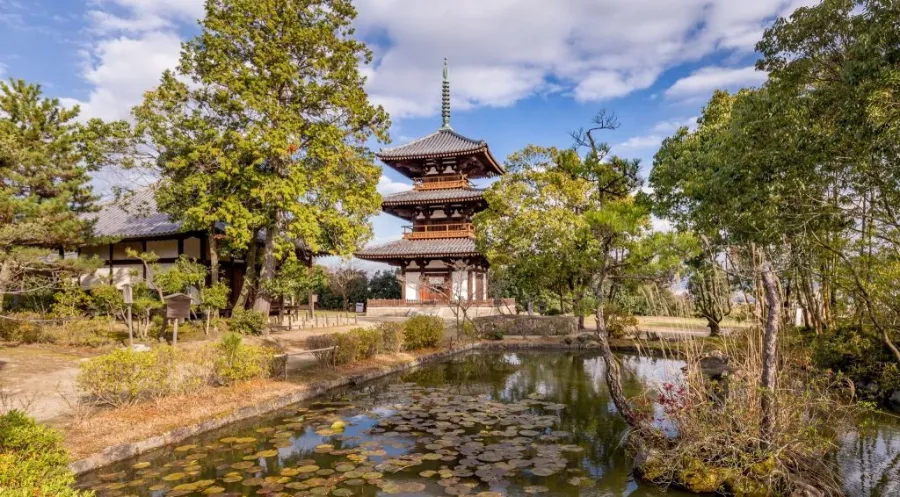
[
  {"x1": 86, "y1": 189, "x2": 183, "y2": 239},
  {"x1": 382, "y1": 188, "x2": 485, "y2": 206},
  {"x1": 378, "y1": 128, "x2": 486, "y2": 160},
  {"x1": 356, "y1": 238, "x2": 479, "y2": 260}
]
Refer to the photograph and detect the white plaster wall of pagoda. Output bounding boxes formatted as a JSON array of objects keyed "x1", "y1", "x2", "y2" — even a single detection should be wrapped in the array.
[
  {"x1": 366, "y1": 305, "x2": 514, "y2": 318},
  {"x1": 405, "y1": 271, "x2": 421, "y2": 301},
  {"x1": 452, "y1": 270, "x2": 466, "y2": 299},
  {"x1": 482, "y1": 273, "x2": 489, "y2": 300}
]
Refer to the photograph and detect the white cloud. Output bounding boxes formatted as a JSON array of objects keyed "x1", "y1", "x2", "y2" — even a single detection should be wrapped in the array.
[
  {"x1": 87, "y1": 0, "x2": 204, "y2": 34},
  {"x1": 664, "y1": 66, "x2": 768, "y2": 100},
  {"x1": 62, "y1": 1, "x2": 201, "y2": 120},
  {"x1": 616, "y1": 135, "x2": 664, "y2": 151},
  {"x1": 67, "y1": 0, "x2": 805, "y2": 125},
  {"x1": 650, "y1": 116, "x2": 698, "y2": 134},
  {"x1": 63, "y1": 31, "x2": 182, "y2": 120},
  {"x1": 377, "y1": 175, "x2": 410, "y2": 195},
  {"x1": 355, "y1": 0, "x2": 805, "y2": 119}
]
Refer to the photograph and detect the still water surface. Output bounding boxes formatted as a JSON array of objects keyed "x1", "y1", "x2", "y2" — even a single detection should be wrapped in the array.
[{"x1": 77, "y1": 352, "x2": 900, "y2": 496}]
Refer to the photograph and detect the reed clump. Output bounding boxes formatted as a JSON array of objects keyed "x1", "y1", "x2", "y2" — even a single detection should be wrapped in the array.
[{"x1": 630, "y1": 329, "x2": 857, "y2": 496}]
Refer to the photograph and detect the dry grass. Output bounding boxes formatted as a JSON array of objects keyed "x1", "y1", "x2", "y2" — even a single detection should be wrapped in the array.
[
  {"x1": 629, "y1": 328, "x2": 854, "y2": 495},
  {"x1": 59, "y1": 348, "x2": 437, "y2": 461}
]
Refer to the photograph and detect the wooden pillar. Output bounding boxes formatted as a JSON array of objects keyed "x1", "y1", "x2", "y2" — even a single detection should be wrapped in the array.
[
  {"x1": 109, "y1": 244, "x2": 114, "y2": 278},
  {"x1": 401, "y1": 267, "x2": 406, "y2": 302},
  {"x1": 141, "y1": 240, "x2": 148, "y2": 279},
  {"x1": 467, "y1": 270, "x2": 473, "y2": 302}
]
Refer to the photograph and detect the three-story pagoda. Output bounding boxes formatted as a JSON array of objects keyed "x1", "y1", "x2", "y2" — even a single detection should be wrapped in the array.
[{"x1": 357, "y1": 60, "x2": 504, "y2": 305}]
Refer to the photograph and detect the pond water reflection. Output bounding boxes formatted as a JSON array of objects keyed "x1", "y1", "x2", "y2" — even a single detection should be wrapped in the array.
[{"x1": 76, "y1": 352, "x2": 900, "y2": 497}]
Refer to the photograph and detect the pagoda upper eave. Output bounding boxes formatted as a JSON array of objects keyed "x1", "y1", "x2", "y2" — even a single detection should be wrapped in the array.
[
  {"x1": 382, "y1": 188, "x2": 485, "y2": 207},
  {"x1": 376, "y1": 128, "x2": 504, "y2": 179},
  {"x1": 356, "y1": 238, "x2": 482, "y2": 262}
]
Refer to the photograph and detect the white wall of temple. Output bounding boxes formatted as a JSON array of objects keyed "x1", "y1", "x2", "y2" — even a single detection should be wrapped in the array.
[
  {"x1": 80, "y1": 262, "x2": 176, "y2": 289},
  {"x1": 404, "y1": 271, "x2": 420, "y2": 301},
  {"x1": 146, "y1": 239, "x2": 179, "y2": 258},
  {"x1": 399, "y1": 261, "x2": 488, "y2": 302}
]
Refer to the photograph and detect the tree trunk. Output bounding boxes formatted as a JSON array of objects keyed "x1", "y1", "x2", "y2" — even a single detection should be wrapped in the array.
[
  {"x1": 760, "y1": 261, "x2": 782, "y2": 446},
  {"x1": 0, "y1": 259, "x2": 11, "y2": 313},
  {"x1": 208, "y1": 230, "x2": 219, "y2": 285},
  {"x1": 253, "y1": 223, "x2": 278, "y2": 318},
  {"x1": 235, "y1": 240, "x2": 258, "y2": 310},
  {"x1": 595, "y1": 303, "x2": 638, "y2": 427},
  {"x1": 707, "y1": 317, "x2": 721, "y2": 337}
]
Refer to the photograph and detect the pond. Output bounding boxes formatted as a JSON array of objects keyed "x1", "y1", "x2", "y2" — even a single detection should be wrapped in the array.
[{"x1": 77, "y1": 352, "x2": 900, "y2": 496}]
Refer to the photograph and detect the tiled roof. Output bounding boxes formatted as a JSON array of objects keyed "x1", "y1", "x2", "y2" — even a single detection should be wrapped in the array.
[
  {"x1": 382, "y1": 188, "x2": 485, "y2": 206},
  {"x1": 378, "y1": 129, "x2": 487, "y2": 160},
  {"x1": 87, "y1": 189, "x2": 184, "y2": 239},
  {"x1": 356, "y1": 238, "x2": 480, "y2": 260}
]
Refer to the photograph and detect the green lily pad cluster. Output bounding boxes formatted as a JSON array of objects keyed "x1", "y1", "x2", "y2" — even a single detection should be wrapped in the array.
[{"x1": 80, "y1": 382, "x2": 595, "y2": 496}]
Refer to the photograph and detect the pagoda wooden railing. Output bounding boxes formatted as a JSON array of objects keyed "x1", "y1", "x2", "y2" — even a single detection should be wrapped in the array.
[
  {"x1": 403, "y1": 222, "x2": 474, "y2": 240},
  {"x1": 413, "y1": 174, "x2": 470, "y2": 191}
]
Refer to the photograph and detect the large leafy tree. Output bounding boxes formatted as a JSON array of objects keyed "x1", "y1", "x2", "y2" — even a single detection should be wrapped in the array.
[
  {"x1": 650, "y1": 0, "x2": 900, "y2": 440},
  {"x1": 755, "y1": 0, "x2": 900, "y2": 361},
  {"x1": 368, "y1": 270, "x2": 401, "y2": 300},
  {"x1": 134, "y1": 0, "x2": 389, "y2": 315},
  {"x1": 477, "y1": 113, "x2": 694, "y2": 425},
  {"x1": 0, "y1": 79, "x2": 129, "y2": 311}
]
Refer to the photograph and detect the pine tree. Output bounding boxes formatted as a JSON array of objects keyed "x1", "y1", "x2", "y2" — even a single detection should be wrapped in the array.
[
  {"x1": 134, "y1": 0, "x2": 390, "y2": 315},
  {"x1": 0, "y1": 79, "x2": 129, "y2": 310}
]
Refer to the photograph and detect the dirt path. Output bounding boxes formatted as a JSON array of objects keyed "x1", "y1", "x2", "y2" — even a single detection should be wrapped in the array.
[{"x1": 0, "y1": 344, "x2": 98, "y2": 422}]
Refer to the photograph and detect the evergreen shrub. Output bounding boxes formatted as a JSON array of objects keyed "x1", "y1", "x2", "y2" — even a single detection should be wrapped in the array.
[
  {"x1": 228, "y1": 308, "x2": 268, "y2": 335},
  {"x1": 402, "y1": 315, "x2": 444, "y2": 350},
  {"x1": 0, "y1": 410, "x2": 90, "y2": 497},
  {"x1": 379, "y1": 322, "x2": 404, "y2": 353}
]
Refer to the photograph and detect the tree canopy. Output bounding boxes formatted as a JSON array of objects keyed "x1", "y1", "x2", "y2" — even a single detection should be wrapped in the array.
[{"x1": 134, "y1": 0, "x2": 390, "y2": 314}]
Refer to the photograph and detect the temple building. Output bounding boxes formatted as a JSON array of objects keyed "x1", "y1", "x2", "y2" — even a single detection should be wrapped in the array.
[{"x1": 357, "y1": 60, "x2": 512, "y2": 314}]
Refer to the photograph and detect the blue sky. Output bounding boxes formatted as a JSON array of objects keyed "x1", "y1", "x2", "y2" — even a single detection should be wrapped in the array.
[{"x1": 0, "y1": 0, "x2": 814, "y2": 271}]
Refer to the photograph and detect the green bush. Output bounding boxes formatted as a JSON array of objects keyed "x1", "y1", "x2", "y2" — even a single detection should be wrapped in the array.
[
  {"x1": 78, "y1": 341, "x2": 278, "y2": 406},
  {"x1": 43, "y1": 319, "x2": 114, "y2": 347},
  {"x1": 353, "y1": 327, "x2": 384, "y2": 359},
  {"x1": 76, "y1": 348, "x2": 176, "y2": 406},
  {"x1": 379, "y1": 322, "x2": 404, "y2": 353},
  {"x1": 809, "y1": 326, "x2": 900, "y2": 401},
  {"x1": 403, "y1": 315, "x2": 444, "y2": 350},
  {"x1": 0, "y1": 315, "x2": 113, "y2": 347},
  {"x1": 0, "y1": 410, "x2": 91, "y2": 497},
  {"x1": 0, "y1": 313, "x2": 45, "y2": 343},
  {"x1": 228, "y1": 308, "x2": 268, "y2": 335},
  {"x1": 333, "y1": 332, "x2": 361, "y2": 365},
  {"x1": 213, "y1": 333, "x2": 275, "y2": 385}
]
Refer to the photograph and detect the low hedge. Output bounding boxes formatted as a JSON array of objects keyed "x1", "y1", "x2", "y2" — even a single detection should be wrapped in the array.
[
  {"x1": 77, "y1": 337, "x2": 276, "y2": 406},
  {"x1": 379, "y1": 322, "x2": 403, "y2": 353},
  {"x1": 0, "y1": 314, "x2": 113, "y2": 347},
  {"x1": 403, "y1": 315, "x2": 444, "y2": 350},
  {"x1": 306, "y1": 320, "x2": 422, "y2": 367},
  {"x1": 0, "y1": 410, "x2": 90, "y2": 497}
]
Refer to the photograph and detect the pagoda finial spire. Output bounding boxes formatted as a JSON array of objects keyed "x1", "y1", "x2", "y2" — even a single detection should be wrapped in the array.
[{"x1": 441, "y1": 58, "x2": 451, "y2": 129}]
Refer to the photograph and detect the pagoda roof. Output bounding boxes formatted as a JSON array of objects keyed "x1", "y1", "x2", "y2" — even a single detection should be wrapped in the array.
[
  {"x1": 382, "y1": 187, "x2": 485, "y2": 207},
  {"x1": 356, "y1": 238, "x2": 479, "y2": 260},
  {"x1": 377, "y1": 128, "x2": 504, "y2": 178}
]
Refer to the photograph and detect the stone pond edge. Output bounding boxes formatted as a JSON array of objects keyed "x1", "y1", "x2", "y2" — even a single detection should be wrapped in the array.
[{"x1": 69, "y1": 341, "x2": 599, "y2": 475}]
